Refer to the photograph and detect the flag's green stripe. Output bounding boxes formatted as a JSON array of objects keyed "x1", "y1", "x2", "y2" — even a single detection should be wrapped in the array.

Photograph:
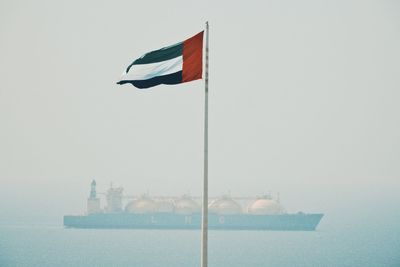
[
  {"x1": 133, "y1": 42, "x2": 182, "y2": 64},
  {"x1": 126, "y1": 42, "x2": 183, "y2": 73}
]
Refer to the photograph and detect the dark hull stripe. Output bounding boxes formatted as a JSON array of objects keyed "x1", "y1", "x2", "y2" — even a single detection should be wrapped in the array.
[
  {"x1": 126, "y1": 42, "x2": 183, "y2": 73},
  {"x1": 117, "y1": 71, "x2": 182, "y2": 89}
]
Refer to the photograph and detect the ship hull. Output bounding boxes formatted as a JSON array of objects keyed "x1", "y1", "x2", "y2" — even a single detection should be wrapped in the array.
[{"x1": 64, "y1": 213, "x2": 323, "y2": 231}]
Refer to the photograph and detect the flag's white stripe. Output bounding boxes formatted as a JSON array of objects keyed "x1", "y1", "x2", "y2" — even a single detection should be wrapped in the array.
[{"x1": 121, "y1": 56, "x2": 183, "y2": 81}]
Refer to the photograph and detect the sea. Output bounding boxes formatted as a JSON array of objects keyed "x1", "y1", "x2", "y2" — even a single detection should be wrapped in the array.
[{"x1": 0, "y1": 215, "x2": 399, "y2": 267}]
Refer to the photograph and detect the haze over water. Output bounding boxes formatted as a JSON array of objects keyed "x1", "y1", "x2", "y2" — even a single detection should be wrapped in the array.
[
  {"x1": 1, "y1": 0, "x2": 399, "y2": 266},
  {"x1": 1, "y1": 217, "x2": 399, "y2": 267}
]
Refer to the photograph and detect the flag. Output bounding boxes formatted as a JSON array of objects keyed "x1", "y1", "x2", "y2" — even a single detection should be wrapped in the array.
[{"x1": 117, "y1": 31, "x2": 204, "y2": 89}]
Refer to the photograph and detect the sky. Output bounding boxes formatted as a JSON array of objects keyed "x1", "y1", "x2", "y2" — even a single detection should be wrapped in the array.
[{"x1": 0, "y1": 0, "x2": 399, "y2": 225}]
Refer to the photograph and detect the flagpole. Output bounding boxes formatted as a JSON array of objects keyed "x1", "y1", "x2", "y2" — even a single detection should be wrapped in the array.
[{"x1": 201, "y1": 21, "x2": 209, "y2": 267}]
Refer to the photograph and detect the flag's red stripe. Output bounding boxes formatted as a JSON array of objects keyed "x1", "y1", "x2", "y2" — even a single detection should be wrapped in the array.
[{"x1": 182, "y1": 31, "x2": 204, "y2": 83}]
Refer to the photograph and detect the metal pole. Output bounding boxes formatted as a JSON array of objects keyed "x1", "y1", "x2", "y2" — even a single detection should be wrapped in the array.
[{"x1": 201, "y1": 21, "x2": 209, "y2": 267}]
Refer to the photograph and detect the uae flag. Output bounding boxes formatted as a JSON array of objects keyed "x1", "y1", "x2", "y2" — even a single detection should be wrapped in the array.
[{"x1": 117, "y1": 31, "x2": 204, "y2": 89}]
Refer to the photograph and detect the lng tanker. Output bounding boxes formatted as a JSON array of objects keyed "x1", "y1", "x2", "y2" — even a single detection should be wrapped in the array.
[{"x1": 63, "y1": 180, "x2": 323, "y2": 231}]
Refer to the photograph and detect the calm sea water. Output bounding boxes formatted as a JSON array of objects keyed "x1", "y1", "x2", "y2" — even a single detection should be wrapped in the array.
[{"x1": 0, "y1": 217, "x2": 399, "y2": 267}]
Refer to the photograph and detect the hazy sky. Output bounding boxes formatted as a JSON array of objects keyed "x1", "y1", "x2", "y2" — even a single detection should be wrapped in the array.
[{"x1": 1, "y1": 0, "x2": 399, "y2": 224}]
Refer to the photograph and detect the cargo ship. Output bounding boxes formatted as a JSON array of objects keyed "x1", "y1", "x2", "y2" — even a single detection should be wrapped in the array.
[{"x1": 64, "y1": 181, "x2": 323, "y2": 231}]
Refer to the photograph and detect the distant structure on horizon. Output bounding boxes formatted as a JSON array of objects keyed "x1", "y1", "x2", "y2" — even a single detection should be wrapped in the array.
[{"x1": 64, "y1": 180, "x2": 323, "y2": 231}]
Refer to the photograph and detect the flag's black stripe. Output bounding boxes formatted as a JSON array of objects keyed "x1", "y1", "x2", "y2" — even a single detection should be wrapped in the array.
[
  {"x1": 126, "y1": 42, "x2": 183, "y2": 73},
  {"x1": 117, "y1": 71, "x2": 183, "y2": 89}
]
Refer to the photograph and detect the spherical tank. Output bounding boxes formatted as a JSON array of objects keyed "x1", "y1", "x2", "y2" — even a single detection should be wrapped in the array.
[
  {"x1": 248, "y1": 198, "x2": 284, "y2": 215},
  {"x1": 209, "y1": 197, "x2": 242, "y2": 215},
  {"x1": 174, "y1": 195, "x2": 200, "y2": 215},
  {"x1": 125, "y1": 196, "x2": 156, "y2": 213}
]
